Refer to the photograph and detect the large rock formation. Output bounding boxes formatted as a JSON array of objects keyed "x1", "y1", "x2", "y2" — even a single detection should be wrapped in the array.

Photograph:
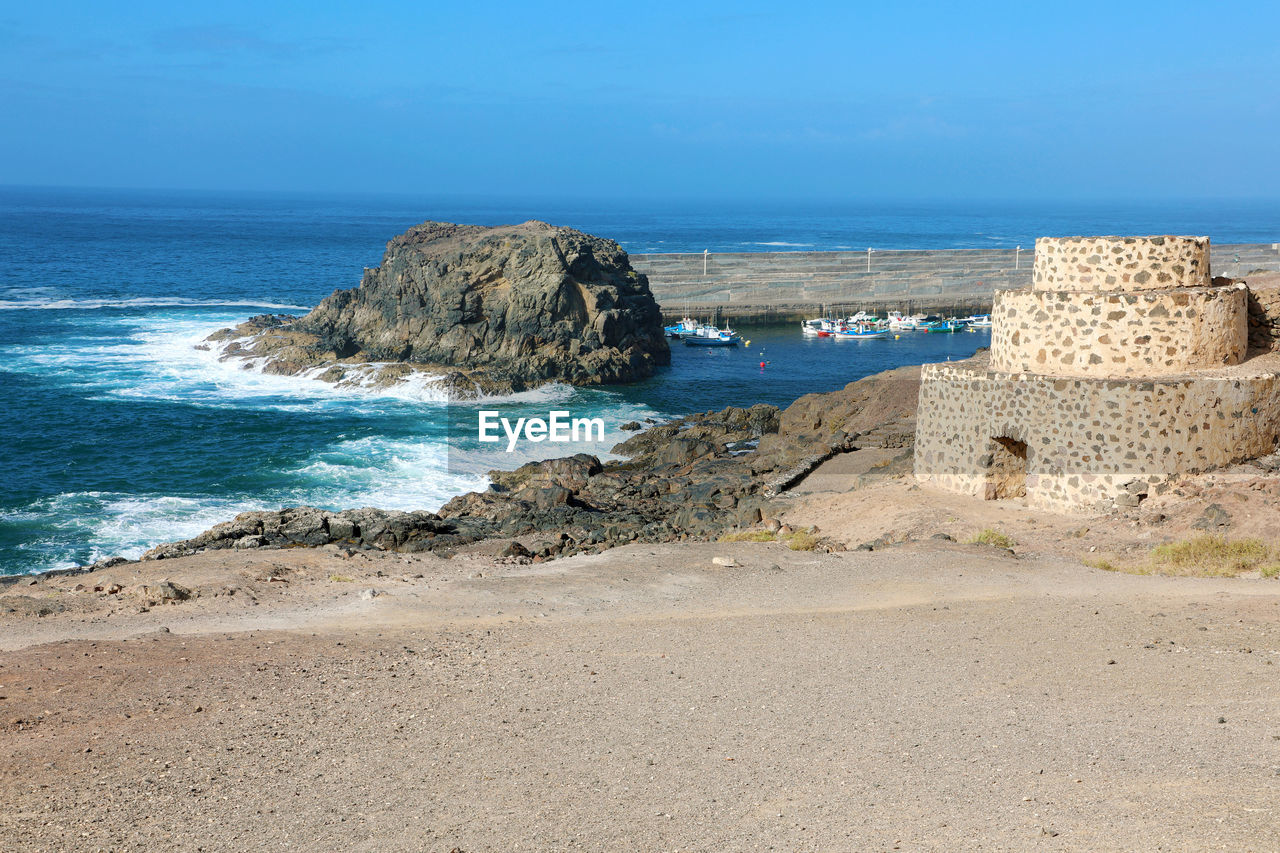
[{"x1": 207, "y1": 221, "x2": 670, "y2": 397}]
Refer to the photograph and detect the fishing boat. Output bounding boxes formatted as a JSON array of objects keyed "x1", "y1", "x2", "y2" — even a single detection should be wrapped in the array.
[
  {"x1": 834, "y1": 324, "x2": 890, "y2": 340},
  {"x1": 682, "y1": 321, "x2": 741, "y2": 345},
  {"x1": 802, "y1": 317, "x2": 842, "y2": 336},
  {"x1": 925, "y1": 319, "x2": 966, "y2": 334},
  {"x1": 965, "y1": 314, "x2": 992, "y2": 328},
  {"x1": 683, "y1": 325, "x2": 740, "y2": 346},
  {"x1": 664, "y1": 317, "x2": 700, "y2": 338},
  {"x1": 888, "y1": 311, "x2": 929, "y2": 331}
]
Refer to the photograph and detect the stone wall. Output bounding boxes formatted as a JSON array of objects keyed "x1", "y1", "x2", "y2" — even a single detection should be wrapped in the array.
[
  {"x1": 989, "y1": 284, "x2": 1248, "y2": 377},
  {"x1": 1248, "y1": 285, "x2": 1280, "y2": 353},
  {"x1": 633, "y1": 248, "x2": 1031, "y2": 324},
  {"x1": 632, "y1": 242, "x2": 1280, "y2": 325},
  {"x1": 1032, "y1": 236, "x2": 1210, "y2": 292},
  {"x1": 913, "y1": 353, "x2": 1280, "y2": 512}
]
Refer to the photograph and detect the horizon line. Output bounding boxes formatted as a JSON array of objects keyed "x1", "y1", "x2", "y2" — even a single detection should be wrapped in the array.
[{"x1": 3, "y1": 183, "x2": 1280, "y2": 208}]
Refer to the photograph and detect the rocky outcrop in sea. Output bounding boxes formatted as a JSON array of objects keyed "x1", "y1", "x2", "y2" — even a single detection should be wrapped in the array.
[
  {"x1": 141, "y1": 367, "x2": 922, "y2": 562},
  {"x1": 206, "y1": 220, "x2": 670, "y2": 398}
]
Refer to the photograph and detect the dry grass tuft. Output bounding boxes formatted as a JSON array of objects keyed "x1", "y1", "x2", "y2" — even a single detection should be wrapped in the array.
[
  {"x1": 1149, "y1": 536, "x2": 1280, "y2": 578},
  {"x1": 717, "y1": 528, "x2": 822, "y2": 551},
  {"x1": 968, "y1": 528, "x2": 1015, "y2": 549},
  {"x1": 718, "y1": 530, "x2": 778, "y2": 543},
  {"x1": 785, "y1": 530, "x2": 820, "y2": 551},
  {"x1": 1083, "y1": 536, "x2": 1280, "y2": 578}
]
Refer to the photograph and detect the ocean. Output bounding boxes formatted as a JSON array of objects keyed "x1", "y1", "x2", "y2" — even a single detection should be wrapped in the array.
[{"x1": 2, "y1": 187, "x2": 1277, "y2": 575}]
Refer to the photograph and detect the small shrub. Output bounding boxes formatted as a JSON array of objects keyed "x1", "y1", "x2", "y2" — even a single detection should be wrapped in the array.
[
  {"x1": 329, "y1": 574, "x2": 355, "y2": 583},
  {"x1": 968, "y1": 528, "x2": 1015, "y2": 549}
]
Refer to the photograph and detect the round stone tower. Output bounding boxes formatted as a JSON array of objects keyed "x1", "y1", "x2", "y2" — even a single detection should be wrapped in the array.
[
  {"x1": 913, "y1": 236, "x2": 1280, "y2": 512},
  {"x1": 990, "y1": 237, "x2": 1246, "y2": 377}
]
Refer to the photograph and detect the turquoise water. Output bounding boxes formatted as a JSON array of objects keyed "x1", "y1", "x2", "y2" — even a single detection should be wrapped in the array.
[{"x1": 2, "y1": 188, "x2": 1275, "y2": 574}]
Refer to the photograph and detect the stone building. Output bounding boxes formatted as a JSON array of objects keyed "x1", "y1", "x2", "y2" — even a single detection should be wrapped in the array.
[{"x1": 913, "y1": 236, "x2": 1280, "y2": 512}]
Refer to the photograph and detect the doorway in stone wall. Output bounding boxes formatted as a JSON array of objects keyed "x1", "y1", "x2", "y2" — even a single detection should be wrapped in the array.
[{"x1": 984, "y1": 437, "x2": 1027, "y2": 500}]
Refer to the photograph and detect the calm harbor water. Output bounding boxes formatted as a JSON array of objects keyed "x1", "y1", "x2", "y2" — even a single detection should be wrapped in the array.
[{"x1": 2, "y1": 187, "x2": 1275, "y2": 574}]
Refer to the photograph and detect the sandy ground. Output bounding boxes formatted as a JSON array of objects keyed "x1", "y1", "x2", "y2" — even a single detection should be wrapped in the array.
[{"x1": 3, "y1": 501, "x2": 1280, "y2": 851}]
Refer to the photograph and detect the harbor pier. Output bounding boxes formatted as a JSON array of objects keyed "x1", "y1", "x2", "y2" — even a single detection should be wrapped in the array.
[{"x1": 633, "y1": 243, "x2": 1280, "y2": 325}]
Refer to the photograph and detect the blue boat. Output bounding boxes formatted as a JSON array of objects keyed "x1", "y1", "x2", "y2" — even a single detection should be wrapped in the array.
[{"x1": 665, "y1": 317, "x2": 700, "y2": 338}]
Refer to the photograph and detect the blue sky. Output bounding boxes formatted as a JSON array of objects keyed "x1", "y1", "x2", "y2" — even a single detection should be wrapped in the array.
[{"x1": 1, "y1": 1, "x2": 1277, "y2": 200}]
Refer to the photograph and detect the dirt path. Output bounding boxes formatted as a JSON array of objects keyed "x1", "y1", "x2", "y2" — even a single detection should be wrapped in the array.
[{"x1": 3, "y1": 540, "x2": 1279, "y2": 851}]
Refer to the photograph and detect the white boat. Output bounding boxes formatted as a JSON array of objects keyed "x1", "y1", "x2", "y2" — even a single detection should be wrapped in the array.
[
  {"x1": 834, "y1": 326, "x2": 890, "y2": 340},
  {"x1": 966, "y1": 313, "x2": 993, "y2": 328},
  {"x1": 801, "y1": 317, "x2": 843, "y2": 337},
  {"x1": 888, "y1": 311, "x2": 929, "y2": 331}
]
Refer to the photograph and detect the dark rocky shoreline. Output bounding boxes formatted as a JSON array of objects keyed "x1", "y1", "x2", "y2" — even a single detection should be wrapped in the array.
[
  {"x1": 136, "y1": 367, "x2": 922, "y2": 565},
  {"x1": 54, "y1": 219, "x2": 927, "y2": 576}
]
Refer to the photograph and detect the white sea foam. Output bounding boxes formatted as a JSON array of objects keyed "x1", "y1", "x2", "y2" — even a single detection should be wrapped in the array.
[
  {"x1": 446, "y1": 381, "x2": 579, "y2": 407},
  {"x1": 12, "y1": 400, "x2": 657, "y2": 571},
  {"x1": 3, "y1": 305, "x2": 664, "y2": 572},
  {"x1": 2, "y1": 312, "x2": 363, "y2": 411},
  {"x1": 287, "y1": 435, "x2": 489, "y2": 509},
  {"x1": 14, "y1": 437, "x2": 489, "y2": 571},
  {"x1": 11, "y1": 492, "x2": 277, "y2": 569},
  {"x1": 2, "y1": 306, "x2": 639, "y2": 414},
  {"x1": 199, "y1": 327, "x2": 586, "y2": 408},
  {"x1": 0, "y1": 309, "x2": 450, "y2": 410},
  {"x1": 747, "y1": 241, "x2": 815, "y2": 247}
]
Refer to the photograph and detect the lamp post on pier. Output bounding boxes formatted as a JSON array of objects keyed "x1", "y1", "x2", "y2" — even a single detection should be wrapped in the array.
[
  {"x1": 1015, "y1": 245, "x2": 1021, "y2": 270},
  {"x1": 866, "y1": 247, "x2": 874, "y2": 272},
  {"x1": 703, "y1": 249, "x2": 709, "y2": 276}
]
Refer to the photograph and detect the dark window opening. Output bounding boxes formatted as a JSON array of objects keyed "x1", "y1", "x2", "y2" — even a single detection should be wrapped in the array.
[{"x1": 984, "y1": 437, "x2": 1027, "y2": 500}]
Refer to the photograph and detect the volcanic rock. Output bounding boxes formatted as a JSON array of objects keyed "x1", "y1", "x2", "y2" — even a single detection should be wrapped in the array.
[
  {"x1": 206, "y1": 221, "x2": 669, "y2": 398},
  {"x1": 139, "y1": 368, "x2": 924, "y2": 562}
]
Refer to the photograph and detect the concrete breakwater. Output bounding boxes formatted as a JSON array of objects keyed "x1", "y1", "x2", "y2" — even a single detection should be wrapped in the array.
[{"x1": 633, "y1": 242, "x2": 1280, "y2": 325}]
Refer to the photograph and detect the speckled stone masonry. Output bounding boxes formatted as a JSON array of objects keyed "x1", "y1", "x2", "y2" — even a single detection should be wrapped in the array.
[
  {"x1": 1033, "y1": 236, "x2": 1210, "y2": 292},
  {"x1": 915, "y1": 236, "x2": 1280, "y2": 512},
  {"x1": 914, "y1": 355, "x2": 1280, "y2": 512},
  {"x1": 990, "y1": 285, "x2": 1247, "y2": 377},
  {"x1": 1247, "y1": 286, "x2": 1280, "y2": 353}
]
